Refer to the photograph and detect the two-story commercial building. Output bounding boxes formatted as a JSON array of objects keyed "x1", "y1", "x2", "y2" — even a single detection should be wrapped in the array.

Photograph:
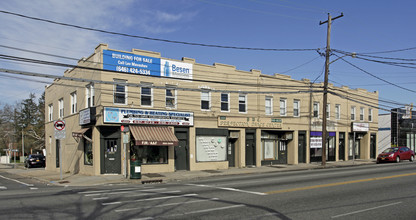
[{"x1": 45, "y1": 44, "x2": 379, "y2": 176}]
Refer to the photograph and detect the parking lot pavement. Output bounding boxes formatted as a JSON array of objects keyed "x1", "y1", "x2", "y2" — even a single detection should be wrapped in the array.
[{"x1": 0, "y1": 159, "x2": 376, "y2": 187}]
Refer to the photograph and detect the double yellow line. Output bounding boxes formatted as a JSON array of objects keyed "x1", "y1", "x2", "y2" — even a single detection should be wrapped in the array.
[{"x1": 264, "y1": 172, "x2": 416, "y2": 195}]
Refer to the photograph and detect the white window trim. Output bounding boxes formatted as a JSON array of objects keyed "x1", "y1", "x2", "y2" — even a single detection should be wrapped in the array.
[
  {"x1": 335, "y1": 104, "x2": 341, "y2": 120},
  {"x1": 351, "y1": 106, "x2": 356, "y2": 121},
  {"x1": 221, "y1": 93, "x2": 230, "y2": 112},
  {"x1": 313, "y1": 102, "x2": 319, "y2": 118},
  {"x1": 326, "y1": 104, "x2": 330, "y2": 119},
  {"x1": 166, "y1": 87, "x2": 177, "y2": 109},
  {"x1": 70, "y1": 92, "x2": 77, "y2": 114},
  {"x1": 58, "y1": 98, "x2": 64, "y2": 118},
  {"x1": 265, "y1": 96, "x2": 273, "y2": 115},
  {"x1": 280, "y1": 98, "x2": 287, "y2": 116},
  {"x1": 114, "y1": 80, "x2": 127, "y2": 105},
  {"x1": 85, "y1": 84, "x2": 94, "y2": 108},
  {"x1": 141, "y1": 84, "x2": 153, "y2": 107},
  {"x1": 201, "y1": 90, "x2": 211, "y2": 111},
  {"x1": 360, "y1": 107, "x2": 365, "y2": 121},
  {"x1": 239, "y1": 94, "x2": 247, "y2": 114},
  {"x1": 293, "y1": 100, "x2": 300, "y2": 117}
]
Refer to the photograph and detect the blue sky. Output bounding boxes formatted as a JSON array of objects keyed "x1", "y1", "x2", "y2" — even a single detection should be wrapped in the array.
[{"x1": 0, "y1": 0, "x2": 415, "y2": 113}]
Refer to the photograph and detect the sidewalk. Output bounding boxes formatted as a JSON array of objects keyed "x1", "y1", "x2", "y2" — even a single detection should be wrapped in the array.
[{"x1": 0, "y1": 159, "x2": 376, "y2": 187}]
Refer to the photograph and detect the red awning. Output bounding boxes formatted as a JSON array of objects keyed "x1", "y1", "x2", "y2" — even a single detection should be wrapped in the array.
[{"x1": 130, "y1": 126, "x2": 179, "y2": 146}]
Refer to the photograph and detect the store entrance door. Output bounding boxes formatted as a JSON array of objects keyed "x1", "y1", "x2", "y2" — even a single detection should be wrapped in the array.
[
  {"x1": 104, "y1": 138, "x2": 121, "y2": 174},
  {"x1": 277, "y1": 141, "x2": 287, "y2": 164},
  {"x1": 175, "y1": 129, "x2": 189, "y2": 171},
  {"x1": 245, "y1": 131, "x2": 256, "y2": 166}
]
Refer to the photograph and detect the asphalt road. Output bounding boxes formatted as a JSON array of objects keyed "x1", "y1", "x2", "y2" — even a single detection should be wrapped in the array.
[{"x1": 1, "y1": 162, "x2": 416, "y2": 219}]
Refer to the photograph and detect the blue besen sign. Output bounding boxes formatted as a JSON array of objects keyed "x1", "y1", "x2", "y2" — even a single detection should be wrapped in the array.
[{"x1": 103, "y1": 50, "x2": 161, "y2": 76}]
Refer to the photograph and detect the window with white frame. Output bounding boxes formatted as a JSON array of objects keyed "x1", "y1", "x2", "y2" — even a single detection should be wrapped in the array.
[
  {"x1": 221, "y1": 93, "x2": 230, "y2": 112},
  {"x1": 265, "y1": 96, "x2": 273, "y2": 115},
  {"x1": 48, "y1": 104, "x2": 53, "y2": 122},
  {"x1": 368, "y1": 108, "x2": 373, "y2": 122},
  {"x1": 58, "y1": 98, "x2": 64, "y2": 118},
  {"x1": 141, "y1": 84, "x2": 152, "y2": 106},
  {"x1": 351, "y1": 106, "x2": 356, "y2": 121},
  {"x1": 166, "y1": 87, "x2": 176, "y2": 108},
  {"x1": 239, "y1": 94, "x2": 247, "y2": 113},
  {"x1": 293, "y1": 100, "x2": 300, "y2": 117},
  {"x1": 335, "y1": 104, "x2": 341, "y2": 120},
  {"x1": 201, "y1": 90, "x2": 210, "y2": 110},
  {"x1": 313, "y1": 102, "x2": 319, "y2": 118},
  {"x1": 85, "y1": 83, "x2": 94, "y2": 108},
  {"x1": 326, "y1": 104, "x2": 330, "y2": 119},
  {"x1": 70, "y1": 92, "x2": 77, "y2": 114},
  {"x1": 114, "y1": 79, "x2": 127, "y2": 104},
  {"x1": 360, "y1": 107, "x2": 365, "y2": 121},
  {"x1": 280, "y1": 98, "x2": 287, "y2": 116}
]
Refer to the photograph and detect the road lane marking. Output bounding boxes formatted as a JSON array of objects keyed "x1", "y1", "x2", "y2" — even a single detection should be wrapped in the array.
[
  {"x1": 79, "y1": 187, "x2": 142, "y2": 194},
  {"x1": 264, "y1": 172, "x2": 416, "y2": 195},
  {"x1": 331, "y1": 202, "x2": 402, "y2": 218},
  {"x1": 186, "y1": 183, "x2": 266, "y2": 195},
  {"x1": 102, "y1": 193, "x2": 198, "y2": 206},
  {"x1": 0, "y1": 186, "x2": 7, "y2": 190},
  {"x1": 83, "y1": 188, "x2": 167, "y2": 196},
  {"x1": 134, "y1": 204, "x2": 246, "y2": 220},
  {"x1": 0, "y1": 175, "x2": 34, "y2": 187},
  {"x1": 115, "y1": 198, "x2": 219, "y2": 212}
]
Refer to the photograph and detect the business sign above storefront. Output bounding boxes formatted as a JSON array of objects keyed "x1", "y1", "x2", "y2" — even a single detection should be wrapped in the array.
[
  {"x1": 103, "y1": 50, "x2": 193, "y2": 79},
  {"x1": 218, "y1": 116, "x2": 282, "y2": 128},
  {"x1": 79, "y1": 107, "x2": 96, "y2": 125},
  {"x1": 160, "y1": 59, "x2": 193, "y2": 79},
  {"x1": 352, "y1": 122, "x2": 369, "y2": 132},
  {"x1": 104, "y1": 107, "x2": 193, "y2": 126}
]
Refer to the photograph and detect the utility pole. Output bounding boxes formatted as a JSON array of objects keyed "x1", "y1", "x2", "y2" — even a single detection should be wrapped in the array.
[{"x1": 319, "y1": 13, "x2": 343, "y2": 166}]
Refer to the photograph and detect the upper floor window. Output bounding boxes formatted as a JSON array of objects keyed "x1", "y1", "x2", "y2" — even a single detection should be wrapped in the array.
[
  {"x1": 70, "y1": 92, "x2": 77, "y2": 114},
  {"x1": 114, "y1": 79, "x2": 127, "y2": 105},
  {"x1": 58, "y1": 98, "x2": 64, "y2": 118},
  {"x1": 313, "y1": 102, "x2": 319, "y2": 118},
  {"x1": 48, "y1": 104, "x2": 53, "y2": 122},
  {"x1": 141, "y1": 84, "x2": 152, "y2": 106},
  {"x1": 335, "y1": 104, "x2": 341, "y2": 120},
  {"x1": 239, "y1": 94, "x2": 247, "y2": 113},
  {"x1": 166, "y1": 87, "x2": 176, "y2": 109},
  {"x1": 368, "y1": 108, "x2": 373, "y2": 122},
  {"x1": 351, "y1": 106, "x2": 356, "y2": 121},
  {"x1": 326, "y1": 104, "x2": 330, "y2": 119},
  {"x1": 85, "y1": 83, "x2": 94, "y2": 108},
  {"x1": 293, "y1": 100, "x2": 300, "y2": 117},
  {"x1": 201, "y1": 90, "x2": 210, "y2": 110},
  {"x1": 265, "y1": 96, "x2": 273, "y2": 115},
  {"x1": 360, "y1": 107, "x2": 365, "y2": 121},
  {"x1": 221, "y1": 93, "x2": 230, "y2": 112},
  {"x1": 280, "y1": 98, "x2": 287, "y2": 116}
]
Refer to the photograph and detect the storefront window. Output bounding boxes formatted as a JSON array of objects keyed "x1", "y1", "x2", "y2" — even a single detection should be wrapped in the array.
[
  {"x1": 84, "y1": 139, "x2": 93, "y2": 165},
  {"x1": 132, "y1": 146, "x2": 168, "y2": 164}
]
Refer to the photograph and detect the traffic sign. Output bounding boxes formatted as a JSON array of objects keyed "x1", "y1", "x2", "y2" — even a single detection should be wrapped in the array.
[{"x1": 54, "y1": 120, "x2": 66, "y2": 139}]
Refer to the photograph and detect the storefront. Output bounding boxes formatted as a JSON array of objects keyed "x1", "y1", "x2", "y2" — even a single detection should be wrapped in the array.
[
  {"x1": 260, "y1": 130, "x2": 291, "y2": 165},
  {"x1": 310, "y1": 131, "x2": 336, "y2": 162}
]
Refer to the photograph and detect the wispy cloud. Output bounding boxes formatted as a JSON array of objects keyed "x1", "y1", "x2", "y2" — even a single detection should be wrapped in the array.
[{"x1": 0, "y1": 0, "x2": 197, "y2": 104}]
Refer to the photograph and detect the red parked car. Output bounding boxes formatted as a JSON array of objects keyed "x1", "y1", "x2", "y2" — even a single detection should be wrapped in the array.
[{"x1": 377, "y1": 147, "x2": 415, "y2": 164}]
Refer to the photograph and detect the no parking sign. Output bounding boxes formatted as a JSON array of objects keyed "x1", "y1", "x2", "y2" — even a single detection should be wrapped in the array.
[{"x1": 54, "y1": 120, "x2": 66, "y2": 139}]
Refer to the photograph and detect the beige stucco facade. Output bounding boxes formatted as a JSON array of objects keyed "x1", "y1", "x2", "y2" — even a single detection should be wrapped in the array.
[{"x1": 45, "y1": 44, "x2": 379, "y2": 176}]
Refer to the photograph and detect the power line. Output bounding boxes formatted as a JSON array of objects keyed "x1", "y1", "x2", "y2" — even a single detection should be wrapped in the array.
[
  {"x1": 335, "y1": 54, "x2": 416, "y2": 94},
  {"x1": 0, "y1": 10, "x2": 318, "y2": 52}
]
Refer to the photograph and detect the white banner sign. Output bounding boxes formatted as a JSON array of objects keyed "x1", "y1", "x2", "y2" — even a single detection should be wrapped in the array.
[{"x1": 160, "y1": 59, "x2": 193, "y2": 79}]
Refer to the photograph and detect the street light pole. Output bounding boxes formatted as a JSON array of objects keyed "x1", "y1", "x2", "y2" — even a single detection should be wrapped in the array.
[
  {"x1": 22, "y1": 129, "x2": 24, "y2": 163},
  {"x1": 320, "y1": 13, "x2": 343, "y2": 166}
]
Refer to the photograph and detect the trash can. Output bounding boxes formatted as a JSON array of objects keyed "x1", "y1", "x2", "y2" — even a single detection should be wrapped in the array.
[{"x1": 130, "y1": 160, "x2": 141, "y2": 179}]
